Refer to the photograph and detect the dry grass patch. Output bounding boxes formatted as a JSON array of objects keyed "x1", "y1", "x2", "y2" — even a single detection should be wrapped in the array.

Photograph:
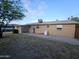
[{"x1": 0, "y1": 33, "x2": 79, "y2": 59}]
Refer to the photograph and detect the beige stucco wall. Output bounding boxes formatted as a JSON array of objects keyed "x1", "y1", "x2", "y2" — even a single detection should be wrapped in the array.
[
  {"x1": 15, "y1": 26, "x2": 22, "y2": 33},
  {"x1": 30, "y1": 24, "x2": 75, "y2": 38},
  {"x1": 35, "y1": 25, "x2": 47, "y2": 34},
  {"x1": 15, "y1": 24, "x2": 75, "y2": 38},
  {"x1": 49, "y1": 24, "x2": 75, "y2": 38}
]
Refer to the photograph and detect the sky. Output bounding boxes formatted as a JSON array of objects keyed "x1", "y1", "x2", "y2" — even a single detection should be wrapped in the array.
[{"x1": 11, "y1": 0, "x2": 79, "y2": 25}]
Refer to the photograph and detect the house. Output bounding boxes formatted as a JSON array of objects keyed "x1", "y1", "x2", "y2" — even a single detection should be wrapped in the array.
[{"x1": 16, "y1": 20, "x2": 79, "y2": 39}]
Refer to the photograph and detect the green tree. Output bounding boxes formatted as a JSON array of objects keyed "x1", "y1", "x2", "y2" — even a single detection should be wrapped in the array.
[
  {"x1": 0, "y1": 0, "x2": 25, "y2": 38},
  {"x1": 68, "y1": 16, "x2": 79, "y2": 22},
  {"x1": 38, "y1": 19, "x2": 43, "y2": 23}
]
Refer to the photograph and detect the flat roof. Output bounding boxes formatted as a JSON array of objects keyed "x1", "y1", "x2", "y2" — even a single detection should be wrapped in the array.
[{"x1": 26, "y1": 20, "x2": 79, "y2": 25}]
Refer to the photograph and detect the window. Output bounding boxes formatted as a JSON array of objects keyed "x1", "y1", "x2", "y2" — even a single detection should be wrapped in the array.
[
  {"x1": 56, "y1": 25, "x2": 63, "y2": 31},
  {"x1": 57, "y1": 28, "x2": 62, "y2": 31}
]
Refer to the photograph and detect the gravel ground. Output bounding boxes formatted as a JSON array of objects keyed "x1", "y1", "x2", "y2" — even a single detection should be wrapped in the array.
[{"x1": 0, "y1": 33, "x2": 79, "y2": 59}]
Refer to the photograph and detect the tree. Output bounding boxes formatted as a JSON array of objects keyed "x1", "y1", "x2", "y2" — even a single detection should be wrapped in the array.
[
  {"x1": 0, "y1": 0, "x2": 25, "y2": 38},
  {"x1": 38, "y1": 19, "x2": 43, "y2": 23},
  {"x1": 68, "y1": 16, "x2": 79, "y2": 22}
]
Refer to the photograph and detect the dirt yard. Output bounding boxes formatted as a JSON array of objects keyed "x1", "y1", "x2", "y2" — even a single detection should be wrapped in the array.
[{"x1": 0, "y1": 33, "x2": 79, "y2": 59}]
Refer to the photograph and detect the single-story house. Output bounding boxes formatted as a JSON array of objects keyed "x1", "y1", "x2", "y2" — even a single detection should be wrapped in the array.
[{"x1": 15, "y1": 20, "x2": 79, "y2": 39}]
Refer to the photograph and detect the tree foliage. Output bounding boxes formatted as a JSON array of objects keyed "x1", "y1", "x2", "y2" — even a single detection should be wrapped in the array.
[
  {"x1": 38, "y1": 19, "x2": 43, "y2": 23},
  {"x1": 68, "y1": 16, "x2": 79, "y2": 22},
  {"x1": 0, "y1": 0, "x2": 25, "y2": 38},
  {"x1": 0, "y1": 0, "x2": 25, "y2": 24}
]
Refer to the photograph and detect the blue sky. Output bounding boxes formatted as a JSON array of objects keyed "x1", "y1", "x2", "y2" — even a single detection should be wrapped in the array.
[{"x1": 11, "y1": 0, "x2": 79, "y2": 24}]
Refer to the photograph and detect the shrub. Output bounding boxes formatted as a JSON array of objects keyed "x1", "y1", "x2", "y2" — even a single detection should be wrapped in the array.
[{"x1": 13, "y1": 29, "x2": 19, "y2": 34}]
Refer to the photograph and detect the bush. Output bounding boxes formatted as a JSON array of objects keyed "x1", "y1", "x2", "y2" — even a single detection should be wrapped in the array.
[{"x1": 13, "y1": 29, "x2": 19, "y2": 34}]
